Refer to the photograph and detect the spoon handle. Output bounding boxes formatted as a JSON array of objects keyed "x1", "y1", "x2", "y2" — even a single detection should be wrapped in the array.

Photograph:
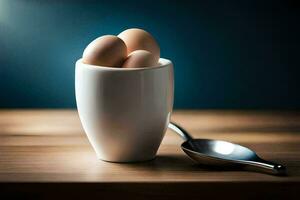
[
  {"x1": 243, "y1": 158, "x2": 287, "y2": 175},
  {"x1": 168, "y1": 122, "x2": 193, "y2": 141}
]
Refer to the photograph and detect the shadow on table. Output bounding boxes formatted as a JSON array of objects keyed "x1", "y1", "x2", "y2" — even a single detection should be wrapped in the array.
[{"x1": 119, "y1": 154, "x2": 242, "y2": 172}]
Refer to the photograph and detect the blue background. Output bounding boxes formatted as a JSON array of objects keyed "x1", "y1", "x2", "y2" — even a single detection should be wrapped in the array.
[{"x1": 0, "y1": 0, "x2": 299, "y2": 109}]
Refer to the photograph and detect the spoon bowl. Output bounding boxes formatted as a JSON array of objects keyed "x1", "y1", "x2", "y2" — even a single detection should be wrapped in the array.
[{"x1": 182, "y1": 139, "x2": 255, "y2": 166}]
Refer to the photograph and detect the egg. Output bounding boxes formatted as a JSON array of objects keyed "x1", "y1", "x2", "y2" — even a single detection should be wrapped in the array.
[
  {"x1": 122, "y1": 50, "x2": 158, "y2": 68},
  {"x1": 118, "y1": 28, "x2": 160, "y2": 62},
  {"x1": 82, "y1": 35, "x2": 127, "y2": 67}
]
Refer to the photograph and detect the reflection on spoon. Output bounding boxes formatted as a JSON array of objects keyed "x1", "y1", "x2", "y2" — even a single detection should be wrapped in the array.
[{"x1": 213, "y1": 141, "x2": 235, "y2": 155}]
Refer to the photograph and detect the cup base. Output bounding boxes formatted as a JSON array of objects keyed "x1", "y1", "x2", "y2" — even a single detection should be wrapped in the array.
[{"x1": 97, "y1": 156, "x2": 156, "y2": 163}]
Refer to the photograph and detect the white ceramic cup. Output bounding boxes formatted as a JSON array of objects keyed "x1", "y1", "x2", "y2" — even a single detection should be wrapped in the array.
[{"x1": 75, "y1": 58, "x2": 174, "y2": 162}]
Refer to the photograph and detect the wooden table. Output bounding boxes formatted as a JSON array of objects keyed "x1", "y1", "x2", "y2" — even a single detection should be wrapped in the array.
[{"x1": 0, "y1": 110, "x2": 299, "y2": 199}]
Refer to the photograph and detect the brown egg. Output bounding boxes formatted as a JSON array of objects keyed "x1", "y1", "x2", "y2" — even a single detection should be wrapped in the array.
[
  {"x1": 122, "y1": 50, "x2": 158, "y2": 68},
  {"x1": 118, "y1": 28, "x2": 160, "y2": 62},
  {"x1": 82, "y1": 35, "x2": 127, "y2": 67}
]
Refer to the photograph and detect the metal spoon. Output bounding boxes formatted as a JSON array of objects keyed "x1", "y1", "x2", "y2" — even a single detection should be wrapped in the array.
[{"x1": 168, "y1": 122, "x2": 286, "y2": 175}]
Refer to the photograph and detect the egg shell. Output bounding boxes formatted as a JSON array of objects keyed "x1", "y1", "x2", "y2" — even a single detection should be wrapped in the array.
[
  {"x1": 122, "y1": 50, "x2": 158, "y2": 68},
  {"x1": 82, "y1": 35, "x2": 127, "y2": 67},
  {"x1": 118, "y1": 28, "x2": 160, "y2": 62}
]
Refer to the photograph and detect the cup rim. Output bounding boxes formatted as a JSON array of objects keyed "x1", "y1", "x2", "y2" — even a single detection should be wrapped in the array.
[{"x1": 76, "y1": 58, "x2": 172, "y2": 72}]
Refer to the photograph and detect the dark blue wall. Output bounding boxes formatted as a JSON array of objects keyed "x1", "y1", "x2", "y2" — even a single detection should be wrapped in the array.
[{"x1": 0, "y1": 0, "x2": 299, "y2": 109}]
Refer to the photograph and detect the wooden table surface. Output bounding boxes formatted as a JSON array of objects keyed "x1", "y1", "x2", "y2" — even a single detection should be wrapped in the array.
[{"x1": 0, "y1": 110, "x2": 299, "y2": 199}]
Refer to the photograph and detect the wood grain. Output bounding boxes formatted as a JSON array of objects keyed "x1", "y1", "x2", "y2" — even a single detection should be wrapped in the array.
[{"x1": 0, "y1": 110, "x2": 299, "y2": 199}]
